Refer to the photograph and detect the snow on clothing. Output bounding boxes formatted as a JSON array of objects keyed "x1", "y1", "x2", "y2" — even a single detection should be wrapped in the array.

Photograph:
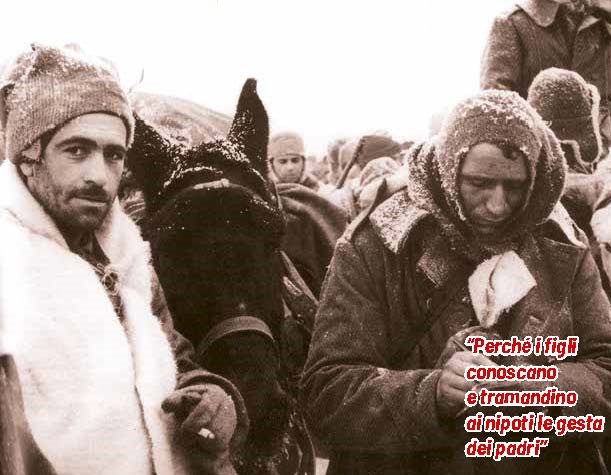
[
  {"x1": 0, "y1": 160, "x2": 247, "y2": 475},
  {"x1": 480, "y1": 0, "x2": 611, "y2": 141},
  {"x1": 0, "y1": 43, "x2": 135, "y2": 164},
  {"x1": 300, "y1": 91, "x2": 611, "y2": 474},
  {"x1": 424, "y1": 90, "x2": 566, "y2": 260},
  {"x1": 300, "y1": 191, "x2": 611, "y2": 475}
]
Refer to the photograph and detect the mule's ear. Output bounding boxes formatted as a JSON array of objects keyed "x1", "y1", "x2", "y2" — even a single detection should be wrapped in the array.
[
  {"x1": 227, "y1": 78, "x2": 270, "y2": 177},
  {"x1": 126, "y1": 113, "x2": 177, "y2": 211}
]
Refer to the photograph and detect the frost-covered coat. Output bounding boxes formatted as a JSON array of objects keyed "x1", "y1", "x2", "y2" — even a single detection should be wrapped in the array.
[
  {"x1": 481, "y1": 0, "x2": 611, "y2": 119},
  {"x1": 0, "y1": 160, "x2": 246, "y2": 475},
  {"x1": 300, "y1": 189, "x2": 611, "y2": 475}
]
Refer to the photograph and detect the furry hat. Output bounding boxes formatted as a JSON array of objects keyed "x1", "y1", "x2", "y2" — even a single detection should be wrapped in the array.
[
  {"x1": 355, "y1": 135, "x2": 401, "y2": 169},
  {"x1": 268, "y1": 132, "x2": 305, "y2": 160},
  {"x1": 528, "y1": 67, "x2": 602, "y2": 167},
  {"x1": 408, "y1": 90, "x2": 566, "y2": 260},
  {"x1": 0, "y1": 43, "x2": 134, "y2": 163}
]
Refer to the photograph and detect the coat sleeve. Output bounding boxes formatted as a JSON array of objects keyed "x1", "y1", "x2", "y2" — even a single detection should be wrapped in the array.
[
  {"x1": 299, "y1": 233, "x2": 459, "y2": 454},
  {"x1": 480, "y1": 14, "x2": 524, "y2": 93},
  {"x1": 150, "y1": 268, "x2": 249, "y2": 445},
  {"x1": 552, "y1": 247, "x2": 611, "y2": 420}
]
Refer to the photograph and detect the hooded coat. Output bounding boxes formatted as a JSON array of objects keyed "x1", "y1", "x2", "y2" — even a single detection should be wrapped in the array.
[
  {"x1": 300, "y1": 107, "x2": 611, "y2": 474},
  {"x1": 481, "y1": 0, "x2": 611, "y2": 129},
  {"x1": 0, "y1": 160, "x2": 247, "y2": 475}
]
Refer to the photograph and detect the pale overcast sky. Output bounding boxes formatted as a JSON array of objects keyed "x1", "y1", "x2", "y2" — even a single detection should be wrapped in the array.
[{"x1": 2, "y1": 0, "x2": 514, "y2": 155}]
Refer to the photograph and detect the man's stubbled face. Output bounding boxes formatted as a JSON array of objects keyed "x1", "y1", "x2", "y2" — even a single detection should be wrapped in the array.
[
  {"x1": 459, "y1": 143, "x2": 529, "y2": 236},
  {"x1": 20, "y1": 113, "x2": 127, "y2": 239}
]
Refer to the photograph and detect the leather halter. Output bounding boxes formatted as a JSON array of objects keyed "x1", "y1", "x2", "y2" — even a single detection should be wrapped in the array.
[{"x1": 196, "y1": 316, "x2": 278, "y2": 360}]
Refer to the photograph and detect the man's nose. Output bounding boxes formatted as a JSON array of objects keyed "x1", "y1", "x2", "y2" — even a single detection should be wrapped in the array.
[
  {"x1": 485, "y1": 185, "x2": 511, "y2": 217},
  {"x1": 82, "y1": 152, "x2": 108, "y2": 185}
]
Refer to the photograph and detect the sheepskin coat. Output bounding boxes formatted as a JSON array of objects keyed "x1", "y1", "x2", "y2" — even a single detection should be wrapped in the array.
[
  {"x1": 0, "y1": 160, "x2": 244, "y2": 475},
  {"x1": 481, "y1": 0, "x2": 611, "y2": 119},
  {"x1": 300, "y1": 188, "x2": 611, "y2": 474}
]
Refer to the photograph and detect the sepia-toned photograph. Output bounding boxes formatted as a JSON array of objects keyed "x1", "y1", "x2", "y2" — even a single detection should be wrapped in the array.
[{"x1": 2, "y1": 0, "x2": 611, "y2": 474}]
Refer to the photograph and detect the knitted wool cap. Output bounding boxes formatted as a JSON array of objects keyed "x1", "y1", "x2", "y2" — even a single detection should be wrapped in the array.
[
  {"x1": 528, "y1": 67, "x2": 602, "y2": 166},
  {"x1": 0, "y1": 43, "x2": 135, "y2": 163},
  {"x1": 268, "y1": 131, "x2": 305, "y2": 159}
]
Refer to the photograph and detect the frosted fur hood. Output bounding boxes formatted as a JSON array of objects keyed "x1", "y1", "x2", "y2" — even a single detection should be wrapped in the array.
[{"x1": 403, "y1": 91, "x2": 567, "y2": 261}]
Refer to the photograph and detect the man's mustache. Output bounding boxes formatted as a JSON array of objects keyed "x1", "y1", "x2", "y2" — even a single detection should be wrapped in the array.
[{"x1": 71, "y1": 187, "x2": 111, "y2": 202}]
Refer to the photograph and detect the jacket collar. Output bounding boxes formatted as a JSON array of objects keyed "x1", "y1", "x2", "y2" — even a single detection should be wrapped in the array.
[
  {"x1": 369, "y1": 191, "x2": 428, "y2": 255},
  {"x1": 518, "y1": 0, "x2": 611, "y2": 34},
  {"x1": 0, "y1": 160, "x2": 149, "y2": 286},
  {"x1": 369, "y1": 191, "x2": 457, "y2": 286},
  {"x1": 369, "y1": 190, "x2": 585, "y2": 287},
  {"x1": 504, "y1": 231, "x2": 583, "y2": 339},
  {"x1": 518, "y1": 0, "x2": 560, "y2": 27}
]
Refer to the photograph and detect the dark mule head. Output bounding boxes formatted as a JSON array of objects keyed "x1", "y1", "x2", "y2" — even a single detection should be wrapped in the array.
[{"x1": 127, "y1": 80, "x2": 291, "y2": 464}]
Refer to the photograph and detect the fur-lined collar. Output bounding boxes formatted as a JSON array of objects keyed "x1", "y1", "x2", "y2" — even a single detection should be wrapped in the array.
[{"x1": 0, "y1": 161, "x2": 149, "y2": 294}]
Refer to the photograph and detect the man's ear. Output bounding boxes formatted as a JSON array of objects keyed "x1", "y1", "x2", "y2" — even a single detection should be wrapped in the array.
[{"x1": 19, "y1": 161, "x2": 35, "y2": 177}]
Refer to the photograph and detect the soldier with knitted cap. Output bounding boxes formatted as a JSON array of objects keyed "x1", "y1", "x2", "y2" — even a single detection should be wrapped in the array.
[
  {"x1": 301, "y1": 89, "x2": 611, "y2": 474},
  {"x1": 0, "y1": 44, "x2": 245, "y2": 475}
]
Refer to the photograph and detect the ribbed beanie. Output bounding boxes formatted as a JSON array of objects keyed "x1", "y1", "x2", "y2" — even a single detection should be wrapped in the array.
[{"x1": 0, "y1": 43, "x2": 134, "y2": 163}]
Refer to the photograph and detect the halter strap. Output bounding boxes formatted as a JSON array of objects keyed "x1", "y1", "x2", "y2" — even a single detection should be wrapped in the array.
[{"x1": 196, "y1": 316, "x2": 278, "y2": 359}]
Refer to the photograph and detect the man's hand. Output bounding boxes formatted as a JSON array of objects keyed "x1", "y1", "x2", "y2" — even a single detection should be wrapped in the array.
[
  {"x1": 162, "y1": 383, "x2": 237, "y2": 453},
  {"x1": 436, "y1": 351, "x2": 497, "y2": 418},
  {"x1": 591, "y1": 205, "x2": 611, "y2": 244}
]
